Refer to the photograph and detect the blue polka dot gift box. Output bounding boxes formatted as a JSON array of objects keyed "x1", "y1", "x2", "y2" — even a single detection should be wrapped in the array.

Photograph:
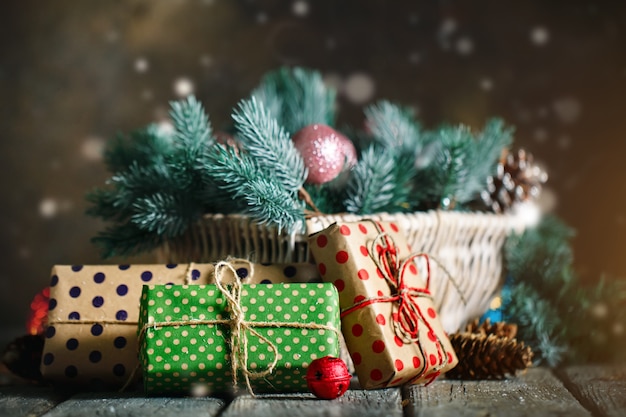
[
  {"x1": 138, "y1": 267, "x2": 341, "y2": 395},
  {"x1": 40, "y1": 264, "x2": 215, "y2": 387},
  {"x1": 40, "y1": 262, "x2": 321, "y2": 387}
]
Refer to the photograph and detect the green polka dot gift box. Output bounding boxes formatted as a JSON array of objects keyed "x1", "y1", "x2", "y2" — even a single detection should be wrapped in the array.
[
  {"x1": 308, "y1": 220, "x2": 459, "y2": 390},
  {"x1": 41, "y1": 262, "x2": 320, "y2": 388},
  {"x1": 138, "y1": 278, "x2": 341, "y2": 395}
]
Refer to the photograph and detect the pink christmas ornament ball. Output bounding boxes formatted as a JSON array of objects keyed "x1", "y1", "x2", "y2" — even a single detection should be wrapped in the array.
[{"x1": 292, "y1": 124, "x2": 356, "y2": 184}]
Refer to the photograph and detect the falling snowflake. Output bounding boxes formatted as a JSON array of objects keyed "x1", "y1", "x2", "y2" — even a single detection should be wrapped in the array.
[
  {"x1": 292, "y1": 0, "x2": 309, "y2": 17},
  {"x1": 480, "y1": 78, "x2": 493, "y2": 91},
  {"x1": 408, "y1": 52, "x2": 421, "y2": 64},
  {"x1": 81, "y1": 136, "x2": 105, "y2": 161},
  {"x1": 199, "y1": 54, "x2": 213, "y2": 67},
  {"x1": 530, "y1": 26, "x2": 550, "y2": 46},
  {"x1": 134, "y1": 57, "x2": 149, "y2": 73},
  {"x1": 456, "y1": 36, "x2": 474, "y2": 55},
  {"x1": 343, "y1": 73, "x2": 376, "y2": 105},
  {"x1": 558, "y1": 135, "x2": 572, "y2": 149},
  {"x1": 256, "y1": 12, "x2": 268, "y2": 24},
  {"x1": 438, "y1": 18, "x2": 457, "y2": 49},
  {"x1": 552, "y1": 97, "x2": 581, "y2": 124},
  {"x1": 141, "y1": 89, "x2": 154, "y2": 101},
  {"x1": 173, "y1": 77, "x2": 195, "y2": 97},
  {"x1": 105, "y1": 29, "x2": 120, "y2": 43},
  {"x1": 39, "y1": 198, "x2": 58, "y2": 218}
]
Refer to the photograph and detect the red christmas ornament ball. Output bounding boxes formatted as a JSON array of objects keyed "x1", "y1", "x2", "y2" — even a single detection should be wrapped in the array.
[
  {"x1": 27, "y1": 287, "x2": 49, "y2": 336},
  {"x1": 293, "y1": 124, "x2": 356, "y2": 184},
  {"x1": 306, "y1": 356, "x2": 352, "y2": 399}
]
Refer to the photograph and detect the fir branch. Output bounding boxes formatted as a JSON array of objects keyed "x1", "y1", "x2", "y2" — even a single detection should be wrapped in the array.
[
  {"x1": 503, "y1": 282, "x2": 566, "y2": 367},
  {"x1": 206, "y1": 145, "x2": 305, "y2": 231},
  {"x1": 232, "y1": 97, "x2": 307, "y2": 193},
  {"x1": 169, "y1": 95, "x2": 213, "y2": 151},
  {"x1": 467, "y1": 118, "x2": 514, "y2": 195},
  {"x1": 85, "y1": 188, "x2": 124, "y2": 222},
  {"x1": 103, "y1": 125, "x2": 173, "y2": 174},
  {"x1": 504, "y1": 215, "x2": 626, "y2": 365},
  {"x1": 238, "y1": 177, "x2": 306, "y2": 231},
  {"x1": 505, "y1": 216, "x2": 576, "y2": 294},
  {"x1": 411, "y1": 127, "x2": 474, "y2": 209},
  {"x1": 91, "y1": 223, "x2": 165, "y2": 259},
  {"x1": 130, "y1": 193, "x2": 197, "y2": 237},
  {"x1": 303, "y1": 183, "x2": 346, "y2": 214},
  {"x1": 364, "y1": 100, "x2": 423, "y2": 154},
  {"x1": 344, "y1": 145, "x2": 398, "y2": 214},
  {"x1": 168, "y1": 96, "x2": 215, "y2": 194},
  {"x1": 252, "y1": 66, "x2": 336, "y2": 133},
  {"x1": 411, "y1": 120, "x2": 512, "y2": 209}
]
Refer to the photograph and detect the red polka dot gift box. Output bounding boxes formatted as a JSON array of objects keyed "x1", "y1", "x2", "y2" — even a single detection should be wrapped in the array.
[
  {"x1": 308, "y1": 220, "x2": 458, "y2": 389},
  {"x1": 41, "y1": 261, "x2": 320, "y2": 387},
  {"x1": 138, "y1": 263, "x2": 341, "y2": 395}
]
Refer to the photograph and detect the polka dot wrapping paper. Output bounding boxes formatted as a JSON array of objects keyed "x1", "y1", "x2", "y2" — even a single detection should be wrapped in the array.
[
  {"x1": 138, "y1": 282, "x2": 341, "y2": 395},
  {"x1": 41, "y1": 262, "x2": 320, "y2": 387},
  {"x1": 308, "y1": 220, "x2": 458, "y2": 390}
]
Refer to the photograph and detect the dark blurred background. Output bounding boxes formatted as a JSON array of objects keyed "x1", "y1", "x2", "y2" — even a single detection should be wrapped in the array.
[{"x1": 1, "y1": 0, "x2": 625, "y2": 346}]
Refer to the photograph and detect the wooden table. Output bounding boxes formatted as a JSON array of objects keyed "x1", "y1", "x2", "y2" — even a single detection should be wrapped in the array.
[{"x1": 1, "y1": 365, "x2": 624, "y2": 417}]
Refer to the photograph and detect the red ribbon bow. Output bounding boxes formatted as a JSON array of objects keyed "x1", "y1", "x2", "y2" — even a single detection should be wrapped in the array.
[{"x1": 370, "y1": 232, "x2": 433, "y2": 342}]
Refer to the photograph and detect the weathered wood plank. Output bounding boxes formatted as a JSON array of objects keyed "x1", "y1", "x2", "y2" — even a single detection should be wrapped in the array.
[
  {"x1": 221, "y1": 387, "x2": 404, "y2": 417},
  {"x1": 39, "y1": 392, "x2": 225, "y2": 417},
  {"x1": 0, "y1": 385, "x2": 69, "y2": 417},
  {"x1": 403, "y1": 368, "x2": 591, "y2": 417},
  {"x1": 556, "y1": 365, "x2": 626, "y2": 417}
]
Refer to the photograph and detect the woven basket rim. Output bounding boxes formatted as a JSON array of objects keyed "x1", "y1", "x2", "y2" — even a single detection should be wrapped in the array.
[{"x1": 196, "y1": 209, "x2": 528, "y2": 236}]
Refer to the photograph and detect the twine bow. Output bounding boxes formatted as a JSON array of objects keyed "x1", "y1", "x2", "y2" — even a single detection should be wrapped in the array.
[
  {"x1": 212, "y1": 261, "x2": 280, "y2": 395},
  {"x1": 368, "y1": 232, "x2": 434, "y2": 343}
]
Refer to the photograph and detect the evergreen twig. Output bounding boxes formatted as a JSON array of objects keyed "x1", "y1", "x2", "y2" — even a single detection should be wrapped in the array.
[
  {"x1": 344, "y1": 145, "x2": 398, "y2": 214},
  {"x1": 232, "y1": 97, "x2": 307, "y2": 193},
  {"x1": 253, "y1": 66, "x2": 336, "y2": 133}
]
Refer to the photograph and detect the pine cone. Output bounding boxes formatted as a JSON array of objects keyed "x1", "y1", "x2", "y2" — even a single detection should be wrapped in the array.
[
  {"x1": 481, "y1": 148, "x2": 548, "y2": 214},
  {"x1": 2, "y1": 334, "x2": 44, "y2": 382},
  {"x1": 465, "y1": 318, "x2": 518, "y2": 339},
  {"x1": 446, "y1": 320, "x2": 533, "y2": 380}
]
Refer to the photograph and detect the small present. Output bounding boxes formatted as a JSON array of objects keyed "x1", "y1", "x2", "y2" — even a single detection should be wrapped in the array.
[
  {"x1": 41, "y1": 261, "x2": 317, "y2": 387},
  {"x1": 138, "y1": 262, "x2": 341, "y2": 395},
  {"x1": 308, "y1": 220, "x2": 458, "y2": 389},
  {"x1": 41, "y1": 264, "x2": 213, "y2": 386}
]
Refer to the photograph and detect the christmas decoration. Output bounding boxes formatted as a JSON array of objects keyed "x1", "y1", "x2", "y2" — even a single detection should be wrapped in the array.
[
  {"x1": 139, "y1": 265, "x2": 341, "y2": 395},
  {"x1": 2, "y1": 334, "x2": 44, "y2": 382},
  {"x1": 27, "y1": 287, "x2": 50, "y2": 336},
  {"x1": 86, "y1": 66, "x2": 519, "y2": 259},
  {"x1": 480, "y1": 148, "x2": 548, "y2": 214},
  {"x1": 292, "y1": 124, "x2": 357, "y2": 185},
  {"x1": 308, "y1": 220, "x2": 457, "y2": 389},
  {"x1": 503, "y1": 216, "x2": 626, "y2": 365},
  {"x1": 306, "y1": 356, "x2": 351, "y2": 399},
  {"x1": 446, "y1": 318, "x2": 533, "y2": 380}
]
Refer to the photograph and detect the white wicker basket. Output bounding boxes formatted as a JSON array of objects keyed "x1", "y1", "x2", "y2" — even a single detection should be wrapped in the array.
[{"x1": 156, "y1": 210, "x2": 526, "y2": 333}]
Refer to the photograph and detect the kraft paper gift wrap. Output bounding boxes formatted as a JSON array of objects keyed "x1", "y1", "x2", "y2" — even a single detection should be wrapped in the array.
[
  {"x1": 138, "y1": 265, "x2": 341, "y2": 395},
  {"x1": 41, "y1": 262, "x2": 319, "y2": 387},
  {"x1": 308, "y1": 220, "x2": 458, "y2": 389}
]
